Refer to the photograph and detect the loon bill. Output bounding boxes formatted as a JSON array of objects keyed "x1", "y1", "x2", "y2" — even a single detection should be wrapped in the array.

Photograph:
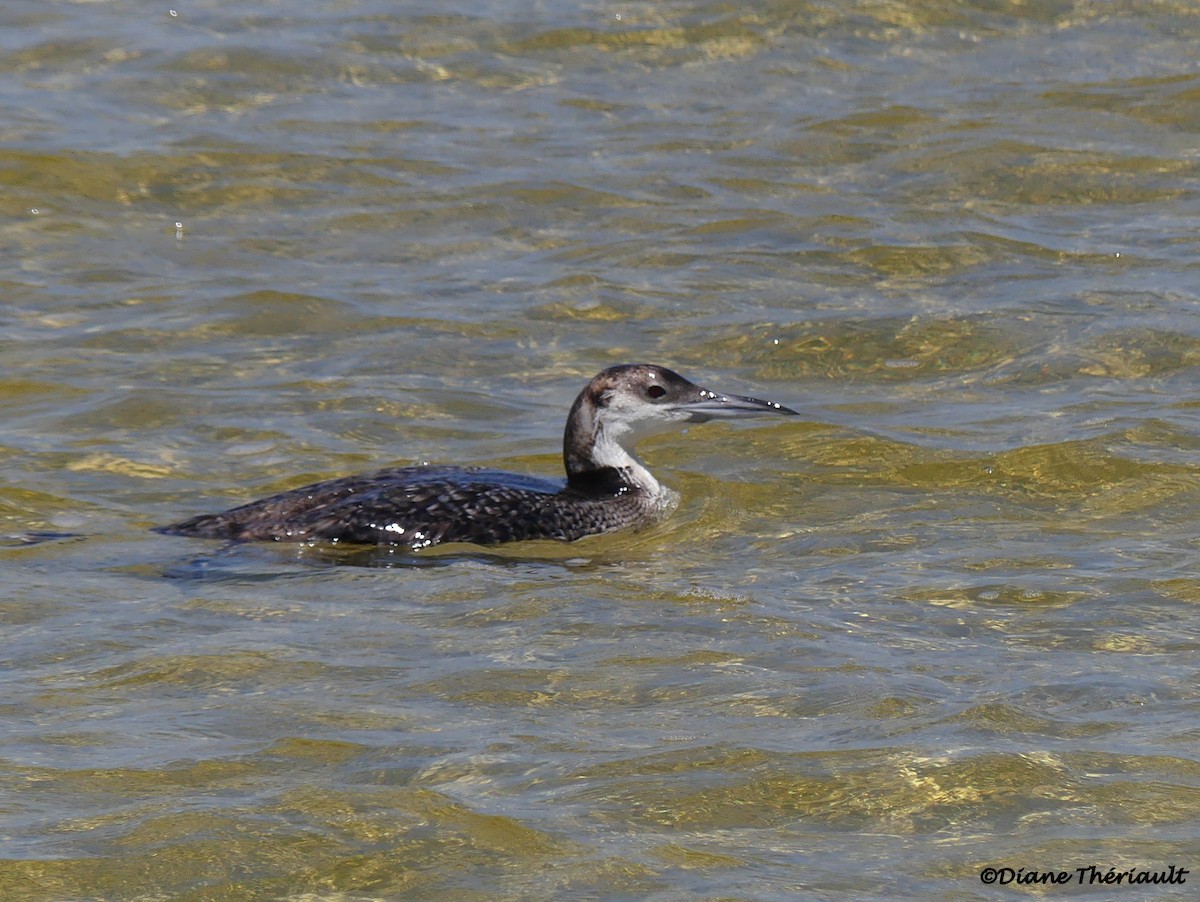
[{"x1": 158, "y1": 363, "x2": 797, "y2": 549}]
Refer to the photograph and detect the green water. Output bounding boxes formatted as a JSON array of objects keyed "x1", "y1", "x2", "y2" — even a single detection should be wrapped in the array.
[{"x1": 3, "y1": 1, "x2": 1200, "y2": 898}]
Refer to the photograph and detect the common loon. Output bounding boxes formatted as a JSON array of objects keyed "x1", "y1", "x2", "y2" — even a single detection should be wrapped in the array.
[{"x1": 158, "y1": 364, "x2": 797, "y2": 549}]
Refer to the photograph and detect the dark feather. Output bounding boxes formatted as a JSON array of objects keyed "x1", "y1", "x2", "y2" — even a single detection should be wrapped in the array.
[{"x1": 158, "y1": 465, "x2": 651, "y2": 548}]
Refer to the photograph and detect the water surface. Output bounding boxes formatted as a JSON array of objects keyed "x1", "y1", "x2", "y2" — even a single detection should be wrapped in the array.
[{"x1": 4, "y1": 1, "x2": 1200, "y2": 898}]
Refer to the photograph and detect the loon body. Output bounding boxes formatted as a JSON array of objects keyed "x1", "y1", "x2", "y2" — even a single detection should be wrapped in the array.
[{"x1": 159, "y1": 364, "x2": 796, "y2": 549}]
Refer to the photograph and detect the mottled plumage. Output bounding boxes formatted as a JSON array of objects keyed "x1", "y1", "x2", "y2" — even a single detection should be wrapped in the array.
[
  {"x1": 159, "y1": 465, "x2": 661, "y2": 547},
  {"x1": 158, "y1": 364, "x2": 796, "y2": 549}
]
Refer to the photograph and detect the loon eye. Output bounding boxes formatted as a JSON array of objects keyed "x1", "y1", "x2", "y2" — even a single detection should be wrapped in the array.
[{"x1": 646, "y1": 384, "x2": 667, "y2": 400}]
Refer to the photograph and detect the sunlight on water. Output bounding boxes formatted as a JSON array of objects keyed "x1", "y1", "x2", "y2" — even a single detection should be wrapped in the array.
[{"x1": 3, "y1": 0, "x2": 1200, "y2": 898}]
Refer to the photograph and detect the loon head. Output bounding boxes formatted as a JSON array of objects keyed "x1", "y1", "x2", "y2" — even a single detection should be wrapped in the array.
[{"x1": 563, "y1": 363, "x2": 798, "y2": 488}]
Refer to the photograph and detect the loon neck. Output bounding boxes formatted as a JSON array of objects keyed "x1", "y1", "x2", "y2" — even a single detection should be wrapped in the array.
[
  {"x1": 566, "y1": 465, "x2": 636, "y2": 496},
  {"x1": 563, "y1": 390, "x2": 662, "y2": 497}
]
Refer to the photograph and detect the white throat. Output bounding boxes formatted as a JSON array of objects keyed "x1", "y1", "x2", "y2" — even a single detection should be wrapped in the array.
[{"x1": 590, "y1": 423, "x2": 663, "y2": 496}]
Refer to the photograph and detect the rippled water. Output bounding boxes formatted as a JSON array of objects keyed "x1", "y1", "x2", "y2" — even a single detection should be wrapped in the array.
[{"x1": 4, "y1": 1, "x2": 1200, "y2": 898}]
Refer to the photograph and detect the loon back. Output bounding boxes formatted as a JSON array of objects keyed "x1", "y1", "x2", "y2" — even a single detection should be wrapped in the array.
[
  {"x1": 159, "y1": 364, "x2": 797, "y2": 550},
  {"x1": 158, "y1": 465, "x2": 667, "y2": 547}
]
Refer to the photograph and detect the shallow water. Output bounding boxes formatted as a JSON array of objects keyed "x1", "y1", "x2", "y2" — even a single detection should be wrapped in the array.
[{"x1": 4, "y1": 1, "x2": 1200, "y2": 898}]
